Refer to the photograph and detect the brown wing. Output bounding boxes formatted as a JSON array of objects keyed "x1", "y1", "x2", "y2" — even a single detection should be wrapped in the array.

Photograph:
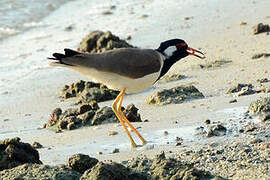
[{"x1": 61, "y1": 48, "x2": 163, "y2": 79}]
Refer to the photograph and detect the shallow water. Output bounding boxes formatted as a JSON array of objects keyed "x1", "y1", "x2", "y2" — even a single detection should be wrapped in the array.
[{"x1": 0, "y1": 0, "x2": 71, "y2": 40}]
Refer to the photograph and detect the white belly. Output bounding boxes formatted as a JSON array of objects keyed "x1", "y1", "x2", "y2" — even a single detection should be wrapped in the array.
[{"x1": 73, "y1": 66, "x2": 160, "y2": 93}]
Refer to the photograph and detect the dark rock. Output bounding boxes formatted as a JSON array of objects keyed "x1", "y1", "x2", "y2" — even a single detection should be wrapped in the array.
[
  {"x1": 226, "y1": 83, "x2": 253, "y2": 94},
  {"x1": 59, "y1": 119, "x2": 68, "y2": 129},
  {"x1": 80, "y1": 162, "x2": 130, "y2": 180},
  {"x1": 48, "y1": 108, "x2": 62, "y2": 126},
  {"x1": 205, "y1": 119, "x2": 211, "y2": 124},
  {"x1": 47, "y1": 93, "x2": 127, "y2": 132},
  {"x1": 240, "y1": 21, "x2": 247, "y2": 25},
  {"x1": 175, "y1": 137, "x2": 183, "y2": 142},
  {"x1": 63, "y1": 108, "x2": 78, "y2": 117},
  {"x1": 32, "y1": 142, "x2": 43, "y2": 149},
  {"x1": 248, "y1": 97, "x2": 270, "y2": 115},
  {"x1": 0, "y1": 163, "x2": 81, "y2": 180},
  {"x1": 47, "y1": 107, "x2": 83, "y2": 131},
  {"x1": 77, "y1": 110, "x2": 95, "y2": 125},
  {"x1": 67, "y1": 153, "x2": 98, "y2": 174},
  {"x1": 229, "y1": 99, "x2": 237, "y2": 103},
  {"x1": 65, "y1": 24, "x2": 74, "y2": 31},
  {"x1": 60, "y1": 80, "x2": 119, "y2": 104},
  {"x1": 253, "y1": 23, "x2": 270, "y2": 34},
  {"x1": 78, "y1": 87, "x2": 118, "y2": 104},
  {"x1": 123, "y1": 104, "x2": 142, "y2": 122},
  {"x1": 237, "y1": 86, "x2": 257, "y2": 96},
  {"x1": 163, "y1": 131, "x2": 168, "y2": 136},
  {"x1": 67, "y1": 122, "x2": 76, "y2": 130},
  {"x1": 111, "y1": 148, "x2": 120, "y2": 154},
  {"x1": 77, "y1": 31, "x2": 134, "y2": 54},
  {"x1": 91, "y1": 106, "x2": 118, "y2": 125},
  {"x1": 110, "y1": 5, "x2": 116, "y2": 10},
  {"x1": 252, "y1": 53, "x2": 270, "y2": 59},
  {"x1": 0, "y1": 137, "x2": 42, "y2": 171},
  {"x1": 65, "y1": 116, "x2": 80, "y2": 124},
  {"x1": 207, "y1": 124, "x2": 227, "y2": 137},
  {"x1": 196, "y1": 123, "x2": 227, "y2": 137},
  {"x1": 226, "y1": 83, "x2": 257, "y2": 96},
  {"x1": 239, "y1": 129, "x2": 244, "y2": 133},
  {"x1": 102, "y1": 11, "x2": 113, "y2": 15},
  {"x1": 261, "y1": 113, "x2": 270, "y2": 122},
  {"x1": 126, "y1": 152, "x2": 218, "y2": 179},
  {"x1": 146, "y1": 85, "x2": 204, "y2": 105},
  {"x1": 78, "y1": 104, "x2": 95, "y2": 114},
  {"x1": 126, "y1": 35, "x2": 132, "y2": 40},
  {"x1": 74, "y1": 80, "x2": 85, "y2": 93}
]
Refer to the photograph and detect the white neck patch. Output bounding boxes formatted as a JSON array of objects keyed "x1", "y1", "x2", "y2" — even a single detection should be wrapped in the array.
[{"x1": 164, "y1": 46, "x2": 177, "y2": 57}]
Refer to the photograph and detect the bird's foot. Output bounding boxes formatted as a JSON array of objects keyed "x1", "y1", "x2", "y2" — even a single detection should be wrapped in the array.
[
  {"x1": 141, "y1": 139, "x2": 147, "y2": 145},
  {"x1": 131, "y1": 142, "x2": 138, "y2": 148},
  {"x1": 131, "y1": 140, "x2": 147, "y2": 148}
]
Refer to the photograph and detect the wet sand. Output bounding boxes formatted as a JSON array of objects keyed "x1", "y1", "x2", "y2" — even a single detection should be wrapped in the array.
[{"x1": 0, "y1": 0, "x2": 270, "y2": 178}]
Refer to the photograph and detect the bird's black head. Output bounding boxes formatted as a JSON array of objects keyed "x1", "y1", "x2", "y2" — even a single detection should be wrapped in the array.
[
  {"x1": 156, "y1": 39, "x2": 205, "y2": 80},
  {"x1": 156, "y1": 39, "x2": 205, "y2": 60}
]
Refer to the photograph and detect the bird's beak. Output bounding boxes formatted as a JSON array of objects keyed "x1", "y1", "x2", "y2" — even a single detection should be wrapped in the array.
[{"x1": 187, "y1": 47, "x2": 205, "y2": 59}]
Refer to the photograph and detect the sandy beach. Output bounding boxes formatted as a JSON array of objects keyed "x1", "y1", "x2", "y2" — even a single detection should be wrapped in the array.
[{"x1": 0, "y1": 0, "x2": 270, "y2": 179}]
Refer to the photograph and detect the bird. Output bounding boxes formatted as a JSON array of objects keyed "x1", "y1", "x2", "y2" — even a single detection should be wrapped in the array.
[{"x1": 48, "y1": 39, "x2": 205, "y2": 147}]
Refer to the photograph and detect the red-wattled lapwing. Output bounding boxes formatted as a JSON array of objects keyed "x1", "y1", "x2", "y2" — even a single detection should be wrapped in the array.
[{"x1": 48, "y1": 39, "x2": 205, "y2": 147}]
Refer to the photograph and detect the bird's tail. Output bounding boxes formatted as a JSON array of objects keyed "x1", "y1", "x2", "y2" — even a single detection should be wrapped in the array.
[{"x1": 48, "y1": 48, "x2": 80, "y2": 67}]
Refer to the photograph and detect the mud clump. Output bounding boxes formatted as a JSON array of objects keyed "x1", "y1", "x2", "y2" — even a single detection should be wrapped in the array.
[
  {"x1": 46, "y1": 102, "x2": 98, "y2": 132},
  {"x1": 0, "y1": 163, "x2": 81, "y2": 180},
  {"x1": 91, "y1": 106, "x2": 118, "y2": 125},
  {"x1": 207, "y1": 124, "x2": 227, "y2": 137},
  {"x1": 67, "y1": 154, "x2": 98, "y2": 174},
  {"x1": 79, "y1": 152, "x2": 219, "y2": 179},
  {"x1": 77, "y1": 31, "x2": 134, "y2": 53},
  {"x1": 247, "y1": 97, "x2": 270, "y2": 115},
  {"x1": 123, "y1": 104, "x2": 142, "y2": 122},
  {"x1": 126, "y1": 152, "x2": 219, "y2": 179},
  {"x1": 226, "y1": 83, "x2": 257, "y2": 96},
  {"x1": 146, "y1": 85, "x2": 204, "y2": 105},
  {"x1": 158, "y1": 73, "x2": 186, "y2": 84},
  {"x1": 60, "y1": 80, "x2": 119, "y2": 104},
  {"x1": 80, "y1": 162, "x2": 133, "y2": 180},
  {"x1": 226, "y1": 83, "x2": 253, "y2": 93},
  {"x1": 46, "y1": 103, "x2": 142, "y2": 132},
  {"x1": 0, "y1": 137, "x2": 42, "y2": 171},
  {"x1": 32, "y1": 142, "x2": 43, "y2": 149},
  {"x1": 195, "y1": 123, "x2": 227, "y2": 137},
  {"x1": 253, "y1": 23, "x2": 270, "y2": 34}
]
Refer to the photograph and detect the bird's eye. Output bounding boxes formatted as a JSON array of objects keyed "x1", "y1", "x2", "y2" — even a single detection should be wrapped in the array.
[{"x1": 176, "y1": 43, "x2": 187, "y2": 48}]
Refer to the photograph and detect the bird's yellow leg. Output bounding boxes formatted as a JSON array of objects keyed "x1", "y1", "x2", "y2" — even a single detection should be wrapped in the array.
[
  {"x1": 112, "y1": 88, "x2": 137, "y2": 148},
  {"x1": 118, "y1": 89, "x2": 147, "y2": 145}
]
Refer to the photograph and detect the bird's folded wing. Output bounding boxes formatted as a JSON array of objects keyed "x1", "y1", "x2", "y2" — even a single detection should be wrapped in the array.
[{"x1": 61, "y1": 48, "x2": 163, "y2": 79}]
